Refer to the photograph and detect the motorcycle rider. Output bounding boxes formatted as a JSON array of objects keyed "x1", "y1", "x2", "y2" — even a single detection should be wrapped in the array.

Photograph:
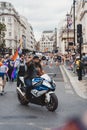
[{"x1": 24, "y1": 55, "x2": 44, "y2": 100}]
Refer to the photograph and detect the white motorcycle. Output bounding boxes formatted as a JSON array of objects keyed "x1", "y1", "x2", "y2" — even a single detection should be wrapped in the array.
[{"x1": 17, "y1": 74, "x2": 58, "y2": 112}]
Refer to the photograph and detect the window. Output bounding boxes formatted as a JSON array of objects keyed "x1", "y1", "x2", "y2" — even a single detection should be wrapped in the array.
[
  {"x1": 1, "y1": 2, "x2": 6, "y2": 8},
  {"x1": 3, "y1": 2, "x2": 6, "y2": 7},
  {"x1": 8, "y1": 8, "x2": 11, "y2": 13},
  {"x1": 1, "y1": 9, "x2": 4, "y2": 13},
  {"x1": 8, "y1": 17, "x2": 11, "y2": 23},
  {"x1": 9, "y1": 32, "x2": 12, "y2": 36},
  {"x1": 9, "y1": 41, "x2": 12, "y2": 47},
  {"x1": 9, "y1": 3, "x2": 11, "y2": 7},
  {"x1": 15, "y1": 36, "x2": 17, "y2": 40},
  {"x1": 2, "y1": 17, "x2": 5, "y2": 22},
  {"x1": 14, "y1": 18, "x2": 16, "y2": 23}
]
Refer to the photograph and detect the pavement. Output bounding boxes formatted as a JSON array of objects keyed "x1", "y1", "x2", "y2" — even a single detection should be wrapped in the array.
[
  {"x1": 0, "y1": 65, "x2": 87, "y2": 130},
  {"x1": 60, "y1": 65, "x2": 87, "y2": 99}
]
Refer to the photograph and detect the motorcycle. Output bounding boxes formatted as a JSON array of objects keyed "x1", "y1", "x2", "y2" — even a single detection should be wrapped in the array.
[{"x1": 17, "y1": 74, "x2": 58, "y2": 112}]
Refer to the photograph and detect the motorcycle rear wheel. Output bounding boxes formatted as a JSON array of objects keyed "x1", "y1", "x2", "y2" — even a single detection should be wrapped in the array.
[{"x1": 46, "y1": 93, "x2": 58, "y2": 112}]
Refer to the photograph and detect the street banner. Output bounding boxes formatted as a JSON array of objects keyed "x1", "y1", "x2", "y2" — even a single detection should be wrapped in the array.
[{"x1": 67, "y1": 15, "x2": 72, "y2": 29}]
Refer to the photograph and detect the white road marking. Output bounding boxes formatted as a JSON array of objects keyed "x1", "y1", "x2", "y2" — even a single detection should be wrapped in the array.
[
  {"x1": 0, "y1": 121, "x2": 48, "y2": 130},
  {"x1": 66, "y1": 90, "x2": 74, "y2": 94},
  {"x1": 65, "y1": 84, "x2": 74, "y2": 94},
  {"x1": 60, "y1": 66, "x2": 74, "y2": 95},
  {"x1": 59, "y1": 66, "x2": 67, "y2": 83},
  {"x1": 65, "y1": 84, "x2": 71, "y2": 89}
]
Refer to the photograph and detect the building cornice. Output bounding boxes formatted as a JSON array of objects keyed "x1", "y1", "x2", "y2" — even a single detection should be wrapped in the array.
[
  {"x1": 82, "y1": 42, "x2": 87, "y2": 45},
  {"x1": 80, "y1": 10, "x2": 87, "y2": 20},
  {"x1": 60, "y1": 29, "x2": 74, "y2": 36},
  {"x1": 0, "y1": 13, "x2": 26, "y2": 29},
  {"x1": 82, "y1": 0, "x2": 87, "y2": 7}
]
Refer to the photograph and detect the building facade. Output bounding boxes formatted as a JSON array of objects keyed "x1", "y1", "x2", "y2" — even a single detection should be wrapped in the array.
[
  {"x1": 58, "y1": 0, "x2": 87, "y2": 54},
  {"x1": 76, "y1": 0, "x2": 87, "y2": 53},
  {"x1": 58, "y1": 13, "x2": 74, "y2": 54},
  {"x1": 39, "y1": 30, "x2": 57, "y2": 52},
  {"x1": 59, "y1": 29, "x2": 74, "y2": 54},
  {"x1": 20, "y1": 16, "x2": 35, "y2": 51},
  {"x1": 0, "y1": 2, "x2": 35, "y2": 54}
]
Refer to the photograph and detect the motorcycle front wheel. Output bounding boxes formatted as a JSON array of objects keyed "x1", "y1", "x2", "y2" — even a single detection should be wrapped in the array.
[{"x1": 46, "y1": 93, "x2": 58, "y2": 112}]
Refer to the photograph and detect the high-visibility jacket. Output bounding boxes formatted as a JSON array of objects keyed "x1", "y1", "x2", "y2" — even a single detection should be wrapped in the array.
[{"x1": 76, "y1": 60, "x2": 80, "y2": 70}]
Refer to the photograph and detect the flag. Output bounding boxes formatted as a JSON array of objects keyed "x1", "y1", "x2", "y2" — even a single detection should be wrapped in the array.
[
  {"x1": 0, "y1": 62, "x2": 3, "y2": 66},
  {"x1": 18, "y1": 45, "x2": 22, "y2": 55},
  {"x1": 19, "y1": 37, "x2": 23, "y2": 49},
  {"x1": 18, "y1": 37, "x2": 23, "y2": 54},
  {"x1": 67, "y1": 15, "x2": 72, "y2": 29},
  {"x1": 11, "y1": 36, "x2": 23, "y2": 61},
  {"x1": 11, "y1": 49, "x2": 19, "y2": 61},
  {"x1": 11, "y1": 37, "x2": 23, "y2": 79},
  {"x1": 11, "y1": 68, "x2": 18, "y2": 80}
]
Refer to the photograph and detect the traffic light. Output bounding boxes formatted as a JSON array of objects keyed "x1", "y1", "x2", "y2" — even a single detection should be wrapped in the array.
[
  {"x1": 77, "y1": 24, "x2": 83, "y2": 81},
  {"x1": 77, "y1": 24, "x2": 82, "y2": 43}
]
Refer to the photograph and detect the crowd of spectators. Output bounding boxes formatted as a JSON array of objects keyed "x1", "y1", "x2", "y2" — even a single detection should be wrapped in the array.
[{"x1": 62, "y1": 53, "x2": 87, "y2": 78}]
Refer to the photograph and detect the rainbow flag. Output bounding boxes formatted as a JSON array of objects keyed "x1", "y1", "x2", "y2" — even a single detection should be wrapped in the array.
[
  {"x1": 11, "y1": 38, "x2": 23, "y2": 80},
  {"x1": 11, "y1": 50, "x2": 18, "y2": 61},
  {"x1": 0, "y1": 62, "x2": 3, "y2": 66},
  {"x1": 11, "y1": 67, "x2": 18, "y2": 80},
  {"x1": 11, "y1": 45, "x2": 22, "y2": 61},
  {"x1": 11, "y1": 37, "x2": 23, "y2": 61}
]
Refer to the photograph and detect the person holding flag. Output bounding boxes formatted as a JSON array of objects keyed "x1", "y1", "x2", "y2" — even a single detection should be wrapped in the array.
[{"x1": 11, "y1": 37, "x2": 23, "y2": 81}]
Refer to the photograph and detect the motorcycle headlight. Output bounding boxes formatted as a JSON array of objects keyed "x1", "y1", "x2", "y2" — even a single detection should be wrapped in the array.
[
  {"x1": 43, "y1": 81, "x2": 52, "y2": 88},
  {"x1": 52, "y1": 80, "x2": 56, "y2": 88},
  {"x1": 53, "y1": 80, "x2": 56, "y2": 84}
]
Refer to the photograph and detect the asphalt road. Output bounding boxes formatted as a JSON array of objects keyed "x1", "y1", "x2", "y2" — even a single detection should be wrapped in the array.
[{"x1": 0, "y1": 64, "x2": 87, "y2": 130}]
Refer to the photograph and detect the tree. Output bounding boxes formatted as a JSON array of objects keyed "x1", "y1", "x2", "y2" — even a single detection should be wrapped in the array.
[{"x1": 0, "y1": 23, "x2": 6, "y2": 48}]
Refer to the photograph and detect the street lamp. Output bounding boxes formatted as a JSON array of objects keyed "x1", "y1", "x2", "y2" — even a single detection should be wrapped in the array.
[
  {"x1": 66, "y1": 13, "x2": 70, "y2": 54},
  {"x1": 73, "y1": 0, "x2": 76, "y2": 47}
]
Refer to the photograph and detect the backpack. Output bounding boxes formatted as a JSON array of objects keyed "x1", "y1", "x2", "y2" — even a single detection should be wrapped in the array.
[{"x1": 76, "y1": 60, "x2": 83, "y2": 70}]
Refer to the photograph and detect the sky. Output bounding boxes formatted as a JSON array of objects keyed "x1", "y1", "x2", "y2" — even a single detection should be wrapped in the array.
[{"x1": 0, "y1": 0, "x2": 73, "y2": 40}]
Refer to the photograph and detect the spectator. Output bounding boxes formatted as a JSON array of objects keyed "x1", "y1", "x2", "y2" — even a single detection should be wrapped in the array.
[
  {"x1": 7, "y1": 55, "x2": 14, "y2": 81},
  {"x1": 82, "y1": 53, "x2": 87, "y2": 77},
  {"x1": 0, "y1": 58, "x2": 8, "y2": 95},
  {"x1": 76, "y1": 56, "x2": 83, "y2": 81}
]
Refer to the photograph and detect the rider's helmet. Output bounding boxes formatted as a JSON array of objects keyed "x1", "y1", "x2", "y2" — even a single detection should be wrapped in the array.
[
  {"x1": 33, "y1": 55, "x2": 39, "y2": 60},
  {"x1": 33, "y1": 55, "x2": 40, "y2": 63}
]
